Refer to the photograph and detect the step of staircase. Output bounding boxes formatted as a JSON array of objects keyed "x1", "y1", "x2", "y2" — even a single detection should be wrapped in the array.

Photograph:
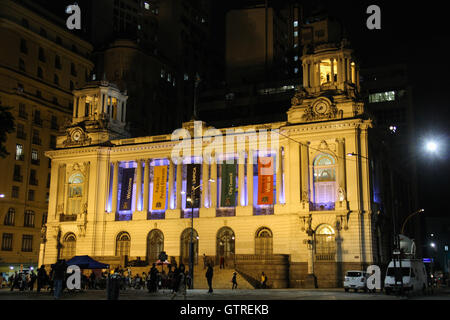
[{"x1": 193, "y1": 266, "x2": 254, "y2": 289}]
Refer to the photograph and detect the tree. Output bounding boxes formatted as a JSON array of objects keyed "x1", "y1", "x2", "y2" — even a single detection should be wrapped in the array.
[{"x1": 0, "y1": 105, "x2": 15, "y2": 158}]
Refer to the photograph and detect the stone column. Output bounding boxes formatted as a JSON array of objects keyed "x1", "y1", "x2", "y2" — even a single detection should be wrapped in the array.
[
  {"x1": 276, "y1": 147, "x2": 283, "y2": 204},
  {"x1": 168, "y1": 160, "x2": 175, "y2": 209},
  {"x1": 336, "y1": 139, "x2": 346, "y2": 198},
  {"x1": 330, "y1": 58, "x2": 335, "y2": 84},
  {"x1": 247, "y1": 150, "x2": 253, "y2": 207},
  {"x1": 347, "y1": 59, "x2": 351, "y2": 83},
  {"x1": 289, "y1": 141, "x2": 301, "y2": 205},
  {"x1": 143, "y1": 159, "x2": 150, "y2": 212},
  {"x1": 210, "y1": 159, "x2": 217, "y2": 208},
  {"x1": 202, "y1": 160, "x2": 209, "y2": 208},
  {"x1": 135, "y1": 160, "x2": 142, "y2": 211},
  {"x1": 176, "y1": 162, "x2": 182, "y2": 209},
  {"x1": 238, "y1": 151, "x2": 245, "y2": 206},
  {"x1": 111, "y1": 161, "x2": 119, "y2": 214},
  {"x1": 302, "y1": 63, "x2": 307, "y2": 87},
  {"x1": 300, "y1": 142, "x2": 309, "y2": 202}
]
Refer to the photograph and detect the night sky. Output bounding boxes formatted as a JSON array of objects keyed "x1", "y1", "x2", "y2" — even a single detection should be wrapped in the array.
[{"x1": 40, "y1": 0, "x2": 449, "y2": 217}]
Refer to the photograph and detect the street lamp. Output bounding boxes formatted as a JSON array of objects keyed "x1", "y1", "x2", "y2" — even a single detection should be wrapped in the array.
[
  {"x1": 400, "y1": 208, "x2": 425, "y2": 235},
  {"x1": 182, "y1": 178, "x2": 214, "y2": 289},
  {"x1": 425, "y1": 141, "x2": 438, "y2": 153}
]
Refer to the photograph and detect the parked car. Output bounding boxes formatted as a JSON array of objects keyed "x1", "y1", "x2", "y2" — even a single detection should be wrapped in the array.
[
  {"x1": 384, "y1": 259, "x2": 427, "y2": 295},
  {"x1": 344, "y1": 270, "x2": 368, "y2": 292}
]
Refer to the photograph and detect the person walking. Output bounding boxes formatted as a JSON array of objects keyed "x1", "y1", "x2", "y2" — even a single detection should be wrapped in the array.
[
  {"x1": 10, "y1": 272, "x2": 18, "y2": 291},
  {"x1": 206, "y1": 264, "x2": 214, "y2": 293},
  {"x1": 219, "y1": 256, "x2": 225, "y2": 269},
  {"x1": 37, "y1": 265, "x2": 47, "y2": 293},
  {"x1": 231, "y1": 271, "x2": 238, "y2": 289},
  {"x1": 260, "y1": 272, "x2": 268, "y2": 289},
  {"x1": 148, "y1": 263, "x2": 158, "y2": 293}
]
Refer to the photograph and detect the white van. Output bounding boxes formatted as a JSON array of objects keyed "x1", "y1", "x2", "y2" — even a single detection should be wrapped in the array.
[
  {"x1": 384, "y1": 259, "x2": 428, "y2": 294},
  {"x1": 344, "y1": 270, "x2": 368, "y2": 292}
]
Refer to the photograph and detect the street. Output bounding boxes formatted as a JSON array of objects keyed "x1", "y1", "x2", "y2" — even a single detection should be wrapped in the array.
[{"x1": 1, "y1": 287, "x2": 449, "y2": 300}]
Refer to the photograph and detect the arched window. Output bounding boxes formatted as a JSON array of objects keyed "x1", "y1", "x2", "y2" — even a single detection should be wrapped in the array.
[
  {"x1": 216, "y1": 227, "x2": 235, "y2": 265},
  {"x1": 312, "y1": 153, "x2": 336, "y2": 211},
  {"x1": 315, "y1": 225, "x2": 336, "y2": 261},
  {"x1": 4, "y1": 208, "x2": 15, "y2": 226},
  {"x1": 147, "y1": 229, "x2": 164, "y2": 263},
  {"x1": 180, "y1": 228, "x2": 198, "y2": 265},
  {"x1": 62, "y1": 233, "x2": 76, "y2": 260},
  {"x1": 255, "y1": 227, "x2": 273, "y2": 256},
  {"x1": 68, "y1": 173, "x2": 84, "y2": 215},
  {"x1": 116, "y1": 232, "x2": 131, "y2": 257}
]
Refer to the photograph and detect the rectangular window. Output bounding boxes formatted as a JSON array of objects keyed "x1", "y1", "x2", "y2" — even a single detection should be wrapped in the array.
[
  {"x1": 51, "y1": 116, "x2": 58, "y2": 130},
  {"x1": 30, "y1": 169, "x2": 38, "y2": 186},
  {"x1": 55, "y1": 55, "x2": 61, "y2": 69},
  {"x1": 16, "y1": 144, "x2": 24, "y2": 161},
  {"x1": 12, "y1": 186, "x2": 19, "y2": 198},
  {"x1": 16, "y1": 123, "x2": 26, "y2": 139},
  {"x1": 20, "y1": 39, "x2": 28, "y2": 54},
  {"x1": 2, "y1": 234, "x2": 13, "y2": 251},
  {"x1": 369, "y1": 91, "x2": 396, "y2": 103},
  {"x1": 31, "y1": 149, "x2": 39, "y2": 165},
  {"x1": 24, "y1": 210, "x2": 35, "y2": 227},
  {"x1": 28, "y1": 189, "x2": 35, "y2": 201},
  {"x1": 21, "y1": 235, "x2": 33, "y2": 252},
  {"x1": 32, "y1": 130, "x2": 41, "y2": 145},
  {"x1": 13, "y1": 165, "x2": 22, "y2": 182},
  {"x1": 19, "y1": 103, "x2": 27, "y2": 119},
  {"x1": 50, "y1": 135, "x2": 56, "y2": 149}
]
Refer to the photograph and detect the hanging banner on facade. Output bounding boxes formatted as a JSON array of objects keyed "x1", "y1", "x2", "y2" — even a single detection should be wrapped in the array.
[
  {"x1": 152, "y1": 166, "x2": 168, "y2": 210},
  {"x1": 186, "y1": 164, "x2": 201, "y2": 208},
  {"x1": 119, "y1": 168, "x2": 135, "y2": 211},
  {"x1": 220, "y1": 163, "x2": 237, "y2": 207},
  {"x1": 258, "y1": 157, "x2": 274, "y2": 205}
]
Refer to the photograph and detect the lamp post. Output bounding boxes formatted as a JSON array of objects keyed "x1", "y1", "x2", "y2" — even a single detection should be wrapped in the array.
[
  {"x1": 400, "y1": 208, "x2": 425, "y2": 235},
  {"x1": 183, "y1": 178, "x2": 214, "y2": 289}
]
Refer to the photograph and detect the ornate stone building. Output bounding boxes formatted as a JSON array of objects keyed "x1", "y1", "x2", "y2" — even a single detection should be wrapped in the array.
[{"x1": 40, "y1": 39, "x2": 381, "y2": 288}]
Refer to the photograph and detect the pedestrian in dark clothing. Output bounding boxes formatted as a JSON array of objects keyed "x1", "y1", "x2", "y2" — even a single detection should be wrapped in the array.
[
  {"x1": 260, "y1": 272, "x2": 268, "y2": 289},
  {"x1": 206, "y1": 264, "x2": 214, "y2": 293},
  {"x1": 29, "y1": 271, "x2": 37, "y2": 291},
  {"x1": 231, "y1": 271, "x2": 238, "y2": 289},
  {"x1": 37, "y1": 265, "x2": 47, "y2": 292},
  {"x1": 220, "y1": 256, "x2": 225, "y2": 269},
  {"x1": 10, "y1": 272, "x2": 18, "y2": 291},
  {"x1": 53, "y1": 259, "x2": 67, "y2": 299},
  {"x1": 148, "y1": 263, "x2": 158, "y2": 293}
]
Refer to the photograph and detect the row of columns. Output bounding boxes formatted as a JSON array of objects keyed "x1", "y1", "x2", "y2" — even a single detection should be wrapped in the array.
[
  {"x1": 73, "y1": 93, "x2": 127, "y2": 122},
  {"x1": 302, "y1": 56, "x2": 358, "y2": 88},
  {"x1": 108, "y1": 149, "x2": 286, "y2": 214}
]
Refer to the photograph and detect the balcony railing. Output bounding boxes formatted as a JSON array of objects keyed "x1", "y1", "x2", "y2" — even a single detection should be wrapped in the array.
[
  {"x1": 115, "y1": 213, "x2": 132, "y2": 221},
  {"x1": 147, "y1": 211, "x2": 165, "y2": 220},
  {"x1": 59, "y1": 214, "x2": 77, "y2": 222},
  {"x1": 253, "y1": 205, "x2": 274, "y2": 216},
  {"x1": 315, "y1": 253, "x2": 336, "y2": 261},
  {"x1": 15, "y1": 154, "x2": 25, "y2": 161},
  {"x1": 310, "y1": 202, "x2": 335, "y2": 211}
]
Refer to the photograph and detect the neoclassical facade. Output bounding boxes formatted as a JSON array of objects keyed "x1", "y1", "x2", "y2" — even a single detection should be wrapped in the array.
[{"x1": 40, "y1": 41, "x2": 380, "y2": 288}]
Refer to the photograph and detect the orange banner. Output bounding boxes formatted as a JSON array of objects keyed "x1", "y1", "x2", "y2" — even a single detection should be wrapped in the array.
[
  {"x1": 152, "y1": 166, "x2": 167, "y2": 210},
  {"x1": 257, "y1": 157, "x2": 274, "y2": 205}
]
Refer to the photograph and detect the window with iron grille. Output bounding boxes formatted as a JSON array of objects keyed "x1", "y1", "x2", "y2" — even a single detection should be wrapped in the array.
[
  {"x1": 16, "y1": 144, "x2": 24, "y2": 161},
  {"x1": 21, "y1": 235, "x2": 33, "y2": 252},
  {"x1": 24, "y1": 210, "x2": 35, "y2": 227},
  {"x1": 4, "y1": 208, "x2": 15, "y2": 226},
  {"x1": 1, "y1": 233, "x2": 13, "y2": 251}
]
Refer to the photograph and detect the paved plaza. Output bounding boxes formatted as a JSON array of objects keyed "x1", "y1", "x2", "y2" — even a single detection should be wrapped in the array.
[{"x1": 1, "y1": 287, "x2": 449, "y2": 300}]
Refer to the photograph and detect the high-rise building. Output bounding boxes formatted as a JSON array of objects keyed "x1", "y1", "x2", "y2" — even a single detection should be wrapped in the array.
[{"x1": 0, "y1": 0, "x2": 94, "y2": 273}]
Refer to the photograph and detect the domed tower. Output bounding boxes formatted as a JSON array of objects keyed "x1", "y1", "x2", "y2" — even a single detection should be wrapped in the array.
[
  {"x1": 287, "y1": 20, "x2": 364, "y2": 124},
  {"x1": 58, "y1": 80, "x2": 129, "y2": 148}
]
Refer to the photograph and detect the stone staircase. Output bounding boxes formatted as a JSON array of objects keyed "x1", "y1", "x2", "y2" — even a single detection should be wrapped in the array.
[{"x1": 193, "y1": 266, "x2": 253, "y2": 289}]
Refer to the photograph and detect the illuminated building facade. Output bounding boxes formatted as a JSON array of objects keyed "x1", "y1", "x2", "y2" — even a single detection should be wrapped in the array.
[
  {"x1": 40, "y1": 37, "x2": 385, "y2": 288},
  {"x1": 0, "y1": 0, "x2": 93, "y2": 273}
]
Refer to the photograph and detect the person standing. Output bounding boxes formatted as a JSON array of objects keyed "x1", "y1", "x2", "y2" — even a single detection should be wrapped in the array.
[
  {"x1": 206, "y1": 264, "x2": 214, "y2": 293},
  {"x1": 203, "y1": 254, "x2": 207, "y2": 269},
  {"x1": 29, "y1": 270, "x2": 37, "y2": 291},
  {"x1": 37, "y1": 265, "x2": 47, "y2": 293},
  {"x1": 53, "y1": 260, "x2": 67, "y2": 299},
  {"x1": 220, "y1": 256, "x2": 225, "y2": 269},
  {"x1": 231, "y1": 271, "x2": 238, "y2": 290},
  {"x1": 171, "y1": 264, "x2": 186, "y2": 300}
]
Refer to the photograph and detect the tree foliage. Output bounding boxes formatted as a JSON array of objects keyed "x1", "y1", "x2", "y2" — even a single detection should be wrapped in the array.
[{"x1": 0, "y1": 105, "x2": 15, "y2": 158}]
